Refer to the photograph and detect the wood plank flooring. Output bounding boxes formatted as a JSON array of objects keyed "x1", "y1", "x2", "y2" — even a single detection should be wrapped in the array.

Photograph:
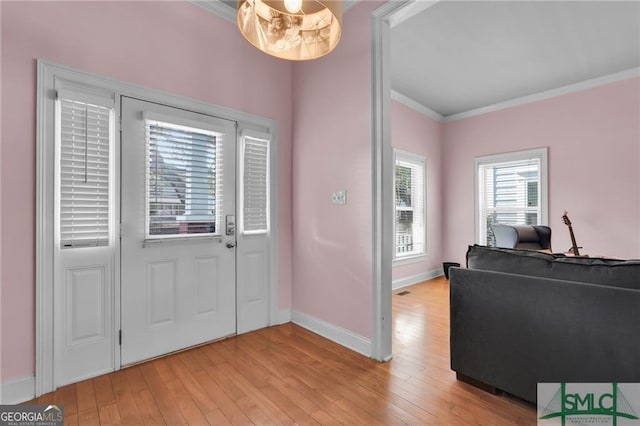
[{"x1": 30, "y1": 276, "x2": 535, "y2": 424}]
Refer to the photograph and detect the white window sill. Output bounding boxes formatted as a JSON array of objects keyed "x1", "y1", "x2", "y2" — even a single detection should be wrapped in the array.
[{"x1": 393, "y1": 254, "x2": 426, "y2": 267}]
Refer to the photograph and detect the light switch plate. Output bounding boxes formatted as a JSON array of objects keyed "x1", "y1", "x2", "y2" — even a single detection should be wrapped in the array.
[{"x1": 332, "y1": 190, "x2": 347, "y2": 205}]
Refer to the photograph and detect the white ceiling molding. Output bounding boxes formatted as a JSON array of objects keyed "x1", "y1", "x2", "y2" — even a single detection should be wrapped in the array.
[
  {"x1": 391, "y1": 90, "x2": 444, "y2": 122},
  {"x1": 343, "y1": 0, "x2": 357, "y2": 13},
  {"x1": 391, "y1": 68, "x2": 639, "y2": 124},
  {"x1": 191, "y1": 0, "x2": 236, "y2": 23},
  {"x1": 191, "y1": 0, "x2": 357, "y2": 24},
  {"x1": 389, "y1": 0, "x2": 439, "y2": 29},
  {"x1": 444, "y1": 67, "x2": 640, "y2": 123}
]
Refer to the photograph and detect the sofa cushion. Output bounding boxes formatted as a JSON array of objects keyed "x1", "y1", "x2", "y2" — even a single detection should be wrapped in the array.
[{"x1": 466, "y1": 245, "x2": 640, "y2": 290}]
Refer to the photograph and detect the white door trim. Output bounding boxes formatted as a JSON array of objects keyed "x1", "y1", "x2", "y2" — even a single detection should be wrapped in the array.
[
  {"x1": 370, "y1": 0, "x2": 440, "y2": 362},
  {"x1": 36, "y1": 60, "x2": 279, "y2": 397}
]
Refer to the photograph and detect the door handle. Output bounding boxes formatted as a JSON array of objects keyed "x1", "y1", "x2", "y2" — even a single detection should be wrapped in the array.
[
  {"x1": 226, "y1": 241, "x2": 236, "y2": 249},
  {"x1": 226, "y1": 215, "x2": 235, "y2": 236}
]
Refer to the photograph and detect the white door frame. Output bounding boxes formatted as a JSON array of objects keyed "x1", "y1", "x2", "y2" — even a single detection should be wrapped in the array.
[
  {"x1": 36, "y1": 60, "x2": 279, "y2": 396},
  {"x1": 370, "y1": 0, "x2": 440, "y2": 362}
]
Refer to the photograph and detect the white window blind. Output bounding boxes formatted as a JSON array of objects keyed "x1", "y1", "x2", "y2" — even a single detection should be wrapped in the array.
[
  {"x1": 476, "y1": 149, "x2": 547, "y2": 246},
  {"x1": 145, "y1": 118, "x2": 222, "y2": 238},
  {"x1": 394, "y1": 151, "x2": 425, "y2": 259},
  {"x1": 240, "y1": 134, "x2": 270, "y2": 235},
  {"x1": 57, "y1": 93, "x2": 113, "y2": 248}
]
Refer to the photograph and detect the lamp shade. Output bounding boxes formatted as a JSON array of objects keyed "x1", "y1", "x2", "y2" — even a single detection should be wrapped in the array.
[{"x1": 237, "y1": 0, "x2": 343, "y2": 61}]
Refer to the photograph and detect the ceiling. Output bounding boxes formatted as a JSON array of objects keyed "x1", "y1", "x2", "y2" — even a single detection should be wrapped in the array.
[{"x1": 390, "y1": 1, "x2": 640, "y2": 118}]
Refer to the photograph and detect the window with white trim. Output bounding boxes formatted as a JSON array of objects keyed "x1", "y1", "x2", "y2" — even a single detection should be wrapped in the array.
[
  {"x1": 57, "y1": 90, "x2": 114, "y2": 248},
  {"x1": 145, "y1": 118, "x2": 223, "y2": 238},
  {"x1": 475, "y1": 148, "x2": 548, "y2": 246},
  {"x1": 240, "y1": 133, "x2": 270, "y2": 235},
  {"x1": 394, "y1": 150, "x2": 425, "y2": 260}
]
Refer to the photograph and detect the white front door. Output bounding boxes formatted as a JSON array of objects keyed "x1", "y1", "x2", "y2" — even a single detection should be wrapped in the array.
[{"x1": 120, "y1": 97, "x2": 237, "y2": 365}]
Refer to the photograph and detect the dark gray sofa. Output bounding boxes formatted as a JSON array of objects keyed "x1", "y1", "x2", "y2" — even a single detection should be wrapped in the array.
[{"x1": 449, "y1": 245, "x2": 640, "y2": 404}]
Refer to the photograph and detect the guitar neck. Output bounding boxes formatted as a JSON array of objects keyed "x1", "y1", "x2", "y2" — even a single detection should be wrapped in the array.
[{"x1": 567, "y1": 225, "x2": 580, "y2": 256}]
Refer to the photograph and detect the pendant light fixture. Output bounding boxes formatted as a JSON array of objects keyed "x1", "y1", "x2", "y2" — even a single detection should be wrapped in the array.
[{"x1": 237, "y1": 0, "x2": 343, "y2": 61}]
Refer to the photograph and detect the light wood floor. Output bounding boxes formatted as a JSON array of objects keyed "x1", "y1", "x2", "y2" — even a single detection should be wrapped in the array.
[{"x1": 31, "y1": 276, "x2": 535, "y2": 424}]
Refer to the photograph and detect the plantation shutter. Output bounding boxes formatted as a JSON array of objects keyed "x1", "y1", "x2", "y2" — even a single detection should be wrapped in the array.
[
  {"x1": 145, "y1": 117, "x2": 221, "y2": 238},
  {"x1": 394, "y1": 151, "x2": 425, "y2": 259},
  {"x1": 240, "y1": 134, "x2": 270, "y2": 234},
  {"x1": 57, "y1": 89, "x2": 113, "y2": 248},
  {"x1": 478, "y1": 157, "x2": 541, "y2": 246}
]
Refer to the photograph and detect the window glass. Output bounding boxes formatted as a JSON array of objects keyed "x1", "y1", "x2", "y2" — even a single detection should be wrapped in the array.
[
  {"x1": 146, "y1": 119, "x2": 221, "y2": 238},
  {"x1": 394, "y1": 151, "x2": 425, "y2": 259},
  {"x1": 58, "y1": 97, "x2": 112, "y2": 248},
  {"x1": 240, "y1": 135, "x2": 270, "y2": 235},
  {"x1": 475, "y1": 149, "x2": 547, "y2": 246}
]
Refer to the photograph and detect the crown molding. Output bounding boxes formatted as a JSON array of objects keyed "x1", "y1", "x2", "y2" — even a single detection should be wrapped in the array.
[
  {"x1": 391, "y1": 90, "x2": 444, "y2": 122},
  {"x1": 191, "y1": 1, "x2": 236, "y2": 23},
  {"x1": 344, "y1": 0, "x2": 358, "y2": 13},
  {"x1": 191, "y1": 0, "x2": 358, "y2": 24},
  {"x1": 392, "y1": 68, "x2": 639, "y2": 124},
  {"x1": 444, "y1": 67, "x2": 640, "y2": 123},
  {"x1": 389, "y1": 1, "x2": 439, "y2": 29}
]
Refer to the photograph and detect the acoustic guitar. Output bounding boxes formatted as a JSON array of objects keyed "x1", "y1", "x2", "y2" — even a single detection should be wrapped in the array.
[{"x1": 561, "y1": 211, "x2": 581, "y2": 256}]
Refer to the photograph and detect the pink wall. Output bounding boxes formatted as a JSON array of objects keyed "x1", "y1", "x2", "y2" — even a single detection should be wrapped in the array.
[
  {"x1": 291, "y1": 1, "x2": 382, "y2": 339},
  {"x1": 442, "y1": 77, "x2": 640, "y2": 265},
  {"x1": 391, "y1": 101, "x2": 443, "y2": 281},
  {"x1": 1, "y1": 1, "x2": 293, "y2": 382}
]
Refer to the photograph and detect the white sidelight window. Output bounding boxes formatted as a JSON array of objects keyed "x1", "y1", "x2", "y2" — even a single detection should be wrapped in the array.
[
  {"x1": 394, "y1": 150, "x2": 426, "y2": 260},
  {"x1": 475, "y1": 148, "x2": 548, "y2": 246},
  {"x1": 145, "y1": 117, "x2": 223, "y2": 238},
  {"x1": 240, "y1": 132, "x2": 270, "y2": 235},
  {"x1": 57, "y1": 90, "x2": 114, "y2": 248},
  {"x1": 53, "y1": 84, "x2": 117, "y2": 388}
]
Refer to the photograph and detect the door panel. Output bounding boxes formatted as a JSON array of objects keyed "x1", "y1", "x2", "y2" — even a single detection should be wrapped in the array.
[
  {"x1": 237, "y1": 245, "x2": 269, "y2": 333},
  {"x1": 195, "y1": 257, "x2": 219, "y2": 315},
  {"x1": 56, "y1": 253, "x2": 114, "y2": 386},
  {"x1": 120, "y1": 97, "x2": 236, "y2": 366},
  {"x1": 67, "y1": 266, "x2": 105, "y2": 344},
  {"x1": 147, "y1": 260, "x2": 177, "y2": 325},
  {"x1": 245, "y1": 251, "x2": 267, "y2": 303}
]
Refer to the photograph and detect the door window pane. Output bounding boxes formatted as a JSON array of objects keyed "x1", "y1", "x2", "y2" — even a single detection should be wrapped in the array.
[{"x1": 146, "y1": 119, "x2": 222, "y2": 238}]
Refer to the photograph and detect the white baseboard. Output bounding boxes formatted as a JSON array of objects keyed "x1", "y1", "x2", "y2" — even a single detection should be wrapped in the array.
[
  {"x1": 277, "y1": 308, "x2": 292, "y2": 325},
  {"x1": 392, "y1": 268, "x2": 443, "y2": 290},
  {"x1": 291, "y1": 310, "x2": 371, "y2": 357},
  {"x1": 1, "y1": 375, "x2": 35, "y2": 404}
]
